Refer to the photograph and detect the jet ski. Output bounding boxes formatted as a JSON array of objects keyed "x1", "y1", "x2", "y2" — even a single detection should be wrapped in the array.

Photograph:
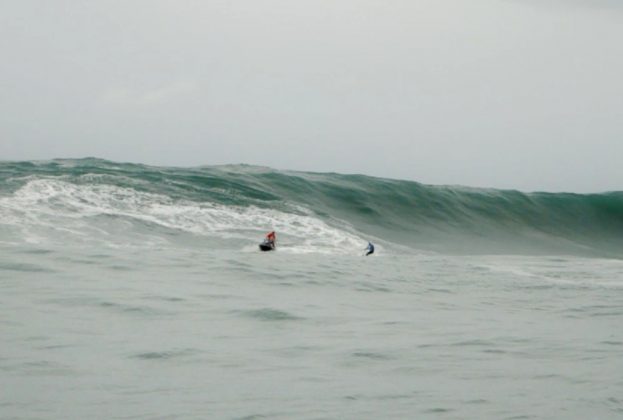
[{"x1": 259, "y1": 240, "x2": 275, "y2": 251}]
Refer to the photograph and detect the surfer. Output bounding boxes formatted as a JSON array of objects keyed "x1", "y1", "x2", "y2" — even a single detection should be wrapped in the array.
[{"x1": 365, "y1": 242, "x2": 374, "y2": 256}]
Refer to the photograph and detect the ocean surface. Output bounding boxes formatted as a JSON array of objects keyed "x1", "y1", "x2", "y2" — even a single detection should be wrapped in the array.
[{"x1": 1, "y1": 158, "x2": 622, "y2": 419}]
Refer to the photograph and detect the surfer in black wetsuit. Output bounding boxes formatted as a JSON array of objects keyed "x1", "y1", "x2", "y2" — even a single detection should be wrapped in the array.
[{"x1": 365, "y1": 242, "x2": 374, "y2": 256}]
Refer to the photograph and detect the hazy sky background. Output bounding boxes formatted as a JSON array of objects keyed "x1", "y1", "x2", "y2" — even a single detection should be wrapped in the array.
[{"x1": 1, "y1": 0, "x2": 621, "y2": 192}]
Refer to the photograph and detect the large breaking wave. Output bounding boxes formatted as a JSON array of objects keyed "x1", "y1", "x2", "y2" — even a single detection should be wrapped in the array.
[{"x1": 1, "y1": 158, "x2": 622, "y2": 257}]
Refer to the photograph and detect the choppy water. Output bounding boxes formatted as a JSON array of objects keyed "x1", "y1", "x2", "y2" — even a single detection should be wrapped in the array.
[{"x1": 1, "y1": 159, "x2": 622, "y2": 419}]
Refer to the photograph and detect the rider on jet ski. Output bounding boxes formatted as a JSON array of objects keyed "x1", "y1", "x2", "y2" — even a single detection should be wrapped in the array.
[{"x1": 264, "y1": 231, "x2": 276, "y2": 249}]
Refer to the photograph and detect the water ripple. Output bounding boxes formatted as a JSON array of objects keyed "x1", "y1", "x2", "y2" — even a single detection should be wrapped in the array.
[{"x1": 239, "y1": 308, "x2": 302, "y2": 321}]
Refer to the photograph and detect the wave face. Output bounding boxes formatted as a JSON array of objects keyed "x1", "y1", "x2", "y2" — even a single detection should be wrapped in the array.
[{"x1": 1, "y1": 158, "x2": 622, "y2": 257}]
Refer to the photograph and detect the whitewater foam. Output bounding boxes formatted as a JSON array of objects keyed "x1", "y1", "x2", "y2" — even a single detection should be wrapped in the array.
[{"x1": 0, "y1": 178, "x2": 366, "y2": 254}]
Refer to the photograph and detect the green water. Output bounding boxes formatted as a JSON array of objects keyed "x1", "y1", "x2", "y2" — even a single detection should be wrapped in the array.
[
  {"x1": 1, "y1": 159, "x2": 622, "y2": 419},
  {"x1": 1, "y1": 158, "x2": 621, "y2": 257}
]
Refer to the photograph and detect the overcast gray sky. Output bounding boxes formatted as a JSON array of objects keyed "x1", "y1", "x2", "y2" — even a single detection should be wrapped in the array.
[{"x1": 1, "y1": 0, "x2": 621, "y2": 192}]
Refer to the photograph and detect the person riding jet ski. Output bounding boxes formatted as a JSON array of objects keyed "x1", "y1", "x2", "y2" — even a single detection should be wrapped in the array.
[{"x1": 259, "y1": 231, "x2": 276, "y2": 251}]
